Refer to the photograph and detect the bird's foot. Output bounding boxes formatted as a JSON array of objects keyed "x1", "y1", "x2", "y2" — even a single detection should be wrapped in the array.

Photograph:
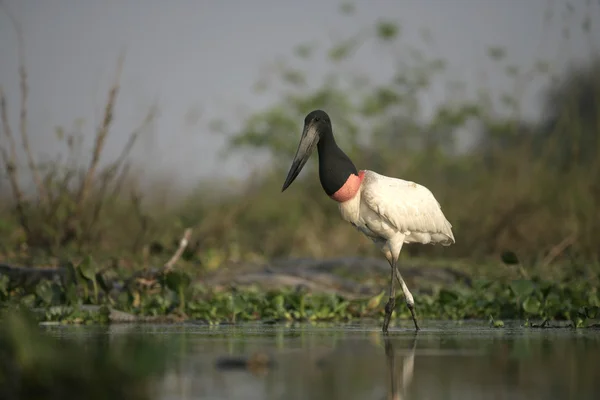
[
  {"x1": 407, "y1": 302, "x2": 420, "y2": 331},
  {"x1": 382, "y1": 296, "x2": 396, "y2": 334}
]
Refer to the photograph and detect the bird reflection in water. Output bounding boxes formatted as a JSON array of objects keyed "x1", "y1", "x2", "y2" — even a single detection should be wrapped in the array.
[{"x1": 384, "y1": 334, "x2": 417, "y2": 400}]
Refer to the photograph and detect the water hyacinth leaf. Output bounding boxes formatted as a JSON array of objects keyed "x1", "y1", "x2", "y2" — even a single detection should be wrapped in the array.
[
  {"x1": 232, "y1": 294, "x2": 247, "y2": 314},
  {"x1": 510, "y1": 280, "x2": 535, "y2": 298},
  {"x1": 522, "y1": 297, "x2": 541, "y2": 315},
  {"x1": 78, "y1": 256, "x2": 96, "y2": 281},
  {"x1": 35, "y1": 281, "x2": 54, "y2": 305},
  {"x1": 20, "y1": 294, "x2": 37, "y2": 307},
  {"x1": 366, "y1": 290, "x2": 385, "y2": 310},
  {"x1": 489, "y1": 316, "x2": 504, "y2": 328}
]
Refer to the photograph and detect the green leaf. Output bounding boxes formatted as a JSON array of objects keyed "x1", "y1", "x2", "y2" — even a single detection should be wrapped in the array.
[
  {"x1": 510, "y1": 280, "x2": 535, "y2": 298},
  {"x1": 522, "y1": 297, "x2": 541, "y2": 315},
  {"x1": 78, "y1": 256, "x2": 96, "y2": 281},
  {"x1": 36, "y1": 282, "x2": 54, "y2": 305}
]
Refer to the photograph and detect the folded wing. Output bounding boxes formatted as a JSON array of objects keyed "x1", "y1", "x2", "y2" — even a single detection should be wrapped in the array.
[{"x1": 361, "y1": 171, "x2": 455, "y2": 245}]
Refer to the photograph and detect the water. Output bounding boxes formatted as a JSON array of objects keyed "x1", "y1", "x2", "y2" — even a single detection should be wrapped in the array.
[{"x1": 41, "y1": 320, "x2": 600, "y2": 400}]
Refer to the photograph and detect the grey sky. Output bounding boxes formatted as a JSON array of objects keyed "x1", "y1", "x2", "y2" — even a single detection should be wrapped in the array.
[{"x1": 0, "y1": 0, "x2": 598, "y2": 191}]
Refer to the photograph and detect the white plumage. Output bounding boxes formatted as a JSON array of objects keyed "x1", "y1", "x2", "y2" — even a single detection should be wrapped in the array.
[{"x1": 339, "y1": 170, "x2": 455, "y2": 248}]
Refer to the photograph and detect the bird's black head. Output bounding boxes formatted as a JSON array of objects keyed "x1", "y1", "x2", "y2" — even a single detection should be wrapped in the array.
[
  {"x1": 281, "y1": 110, "x2": 333, "y2": 192},
  {"x1": 303, "y1": 109, "x2": 331, "y2": 130}
]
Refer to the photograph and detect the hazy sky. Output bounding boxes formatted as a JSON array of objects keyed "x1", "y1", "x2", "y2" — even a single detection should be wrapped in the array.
[{"x1": 0, "y1": 0, "x2": 598, "y2": 190}]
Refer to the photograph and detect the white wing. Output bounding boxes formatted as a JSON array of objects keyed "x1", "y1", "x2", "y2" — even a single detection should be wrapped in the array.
[{"x1": 361, "y1": 170, "x2": 455, "y2": 245}]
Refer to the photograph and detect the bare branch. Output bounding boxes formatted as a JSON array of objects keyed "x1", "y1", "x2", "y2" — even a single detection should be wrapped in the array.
[
  {"x1": 0, "y1": 87, "x2": 29, "y2": 234},
  {"x1": 1, "y1": 0, "x2": 46, "y2": 202},
  {"x1": 164, "y1": 228, "x2": 193, "y2": 272},
  {"x1": 99, "y1": 104, "x2": 157, "y2": 192},
  {"x1": 112, "y1": 104, "x2": 157, "y2": 173},
  {"x1": 87, "y1": 106, "x2": 156, "y2": 237},
  {"x1": 77, "y1": 53, "x2": 125, "y2": 208},
  {"x1": 0, "y1": 88, "x2": 19, "y2": 175}
]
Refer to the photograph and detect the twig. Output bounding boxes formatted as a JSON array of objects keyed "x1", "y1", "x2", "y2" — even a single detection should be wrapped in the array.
[
  {"x1": 0, "y1": 88, "x2": 19, "y2": 182},
  {"x1": 164, "y1": 228, "x2": 193, "y2": 272},
  {"x1": 87, "y1": 106, "x2": 156, "y2": 232},
  {"x1": 76, "y1": 53, "x2": 125, "y2": 208},
  {"x1": 0, "y1": 87, "x2": 29, "y2": 234},
  {"x1": 1, "y1": 1, "x2": 46, "y2": 203},
  {"x1": 111, "y1": 105, "x2": 157, "y2": 173}
]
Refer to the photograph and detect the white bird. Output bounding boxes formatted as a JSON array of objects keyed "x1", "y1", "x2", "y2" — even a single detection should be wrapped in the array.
[{"x1": 281, "y1": 110, "x2": 455, "y2": 332}]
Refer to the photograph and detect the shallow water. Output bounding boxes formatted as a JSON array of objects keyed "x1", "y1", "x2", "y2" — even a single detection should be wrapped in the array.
[{"x1": 42, "y1": 320, "x2": 600, "y2": 400}]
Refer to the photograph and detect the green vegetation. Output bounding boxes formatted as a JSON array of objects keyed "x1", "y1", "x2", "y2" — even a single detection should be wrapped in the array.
[
  {"x1": 0, "y1": 254, "x2": 598, "y2": 327},
  {"x1": 0, "y1": 309, "x2": 168, "y2": 400},
  {"x1": 1, "y1": 2, "x2": 599, "y2": 326}
]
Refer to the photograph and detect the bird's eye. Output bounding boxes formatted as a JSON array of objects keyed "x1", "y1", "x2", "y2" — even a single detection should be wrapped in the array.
[{"x1": 315, "y1": 117, "x2": 320, "y2": 122}]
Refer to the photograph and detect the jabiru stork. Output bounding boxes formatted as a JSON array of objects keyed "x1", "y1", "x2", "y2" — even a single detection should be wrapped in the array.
[{"x1": 281, "y1": 110, "x2": 455, "y2": 333}]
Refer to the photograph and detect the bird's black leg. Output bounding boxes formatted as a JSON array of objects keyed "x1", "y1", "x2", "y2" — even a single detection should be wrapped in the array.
[
  {"x1": 382, "y1": 263, "x2": 396, "y2": 334},
  {"x1": 383, "y1": 335, "x2": 397, "y2": 397},
  {"x1": 394, "y1": 267, "x2": 420, "y2": 331}
]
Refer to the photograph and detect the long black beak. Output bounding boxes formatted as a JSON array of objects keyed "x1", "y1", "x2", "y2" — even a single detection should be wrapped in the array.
[{"x1": 281, "y1": 123, "x2": 319, "y2": 192}]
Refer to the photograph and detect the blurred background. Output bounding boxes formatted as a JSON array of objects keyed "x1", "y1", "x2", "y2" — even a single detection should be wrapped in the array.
[{"x1": 0, "y1": 0, "x2": 599, "y2": 269}]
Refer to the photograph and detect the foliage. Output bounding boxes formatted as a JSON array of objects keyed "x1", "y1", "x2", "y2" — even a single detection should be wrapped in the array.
[{"x1": 0, "y1": 257, "x2": 598, "y2": 328}]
